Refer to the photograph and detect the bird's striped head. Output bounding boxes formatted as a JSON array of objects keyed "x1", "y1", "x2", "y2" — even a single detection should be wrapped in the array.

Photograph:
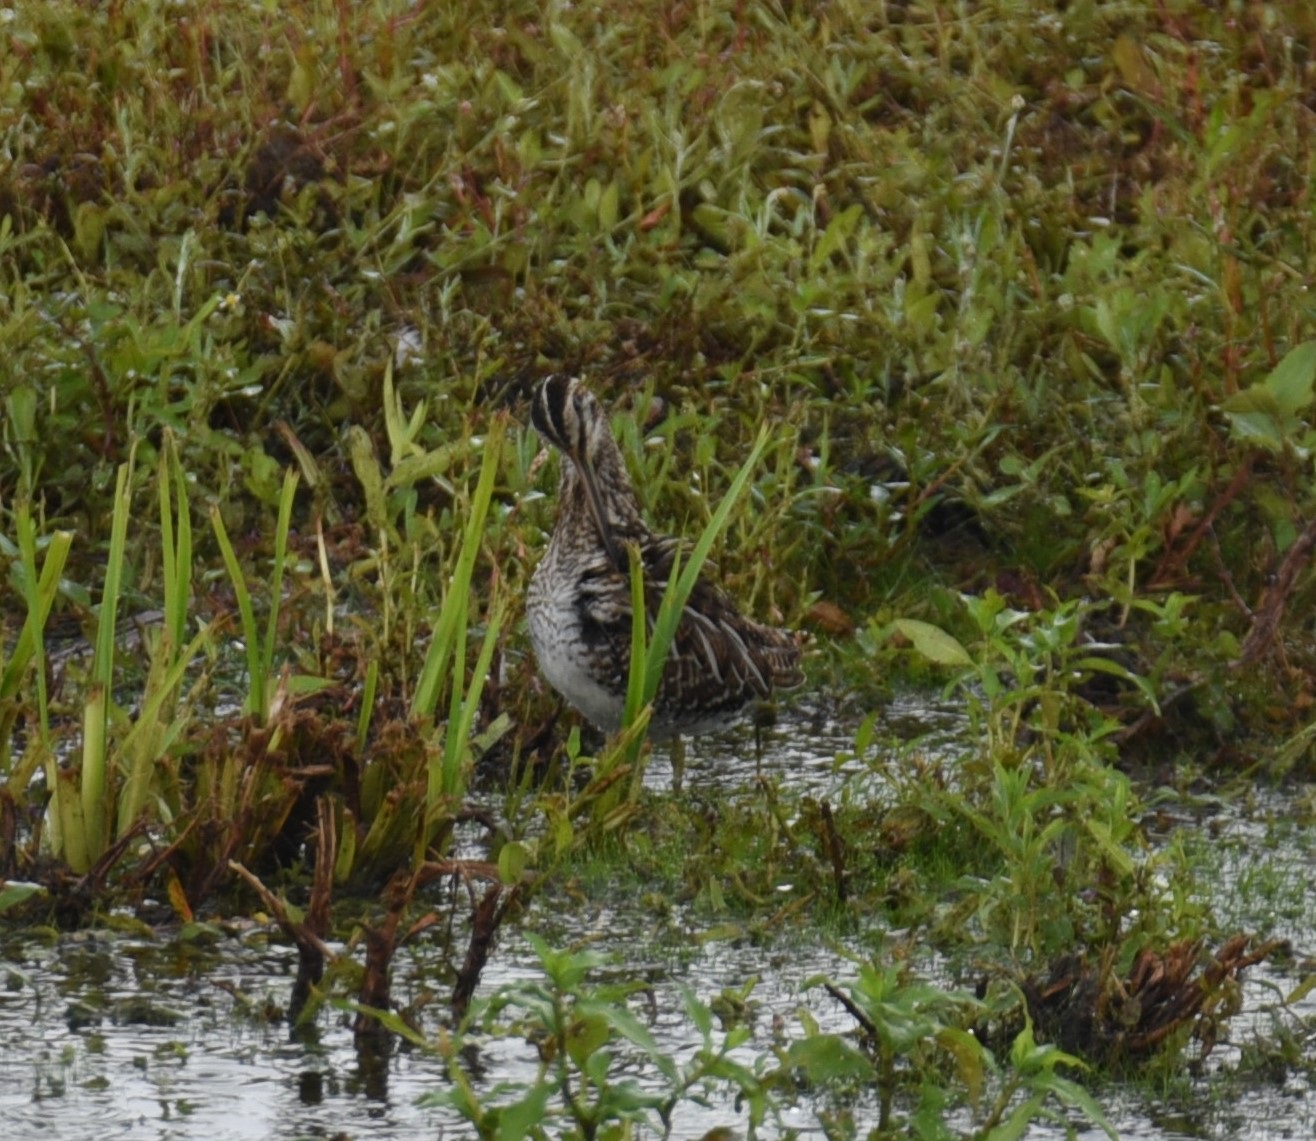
[
  {"x1": 531, "y1": 374, "x2": 646, "y2": 567},
  {"x1": 530, "y1": 374, "x2": 612, "y2": 467}
]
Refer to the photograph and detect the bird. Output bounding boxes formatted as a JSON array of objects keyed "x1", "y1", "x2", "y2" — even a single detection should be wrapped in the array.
[{"x1": 526, "y1": 374, "x2": 803, "y2": 740}]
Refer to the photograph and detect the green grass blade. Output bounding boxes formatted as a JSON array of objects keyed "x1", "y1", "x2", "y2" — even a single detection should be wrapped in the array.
[
  {"x1": 6, "y1": 510, "x2": 71, "y2": 855},
  {"x1": 620, "y1": 424, "x2": 772, "y2": 743},
  {"x1": 4, "y1": 508, "x2": 72, "y2": 718},
  {"x1": 210, "y1": 503, "x2": 265, "y2": 720},
  {"x1": 431, "y1": 591, "x2": 468, "y2": 811},
  {"x1": 585, "y1": 424, "x2": 776, "y2": 806},
  {"x1": 160, "y1": 430, "x2": 193, "y2": 652},
  {"x1": 647, "y1": 425, "x2": 771, "y2": 693},
  {"x1": 78, "y1": 686, "x2": 108, "y2": 870},
  {"x1": 356, "y1": 658, "x2": 379, "y2": 756},
  {"x1": 411, "y1": 414, "x2": 506, "y2": 723},
  {"x1": 620, "y1": 542, "x2": 654, "y2": 731},
  {"x1": 261, "y1": 469, "x2": 300, "y2": 683},
  {"x1": 159, "y1": 445, "x2": 179, "y2": 642},
  {"x1": 116, "y1": 620, "x2": 217, "y2": 834},
  {"x1": 439, "y1": 592, "x2": 508, "y2": 801},
  {"x1": 82, "y1": 459, "x2": 134, "y2": 864},
  {"x1": 93, "y1": 461, "x2": 133, "y2": 692}
]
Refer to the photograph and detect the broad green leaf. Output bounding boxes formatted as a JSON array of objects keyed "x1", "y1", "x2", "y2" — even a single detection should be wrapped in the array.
[
  {"x1": 1219, "y1": 382, "x2": 1281, "y2": 442},
  {"x1": 894, "y1": 619, "x2": 973, "y2": 667},
  {"x1": 1221, "y1": 342, "x2": 1316, "y2": 451},
  {"x1": 1265, "y1": 340, "x2": 1316, "y2": 414},
  {"x1": 497, "y1": 840, "x2": 530, "y2": 885},
  {"x1": 496, "y1": 1085, "x2": 552, "y2": 1141},
  {"x1": 565, "y1": 1012, "x2": 610, "y2": 1066},
  {"x1": 783, "y1": 1034, "x2": 874, "y2": 1082},
  {"x1": 1041, "y1": 1072, "x2": 1117, "y2": 1138}
]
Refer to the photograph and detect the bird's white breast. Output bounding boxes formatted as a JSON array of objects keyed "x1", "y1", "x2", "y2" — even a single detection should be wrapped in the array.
[{"x1": 527, "y1": 560, "x2": 626, "y2": 733}]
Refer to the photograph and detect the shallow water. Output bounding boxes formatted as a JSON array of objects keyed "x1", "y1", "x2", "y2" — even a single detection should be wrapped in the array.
[
  {"x1": 1, "y1": 699, "x2": 1313, "y2": 1139},
  {"x1": 642, "y1": 691, "x2": 967, "y2": 795}
]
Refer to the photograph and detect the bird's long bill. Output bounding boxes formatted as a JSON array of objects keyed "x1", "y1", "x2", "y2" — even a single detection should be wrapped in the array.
[{"x1": 576, "y1": 455, "x2": 625, "y2": 571}]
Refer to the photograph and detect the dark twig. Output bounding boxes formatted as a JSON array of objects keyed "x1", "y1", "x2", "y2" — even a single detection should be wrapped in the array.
[
  {"x1": 817, "y1": 800, "x2": 847, "y2": 905},
  {"x1": 1235, "y1": 514, "x2": 1316, "y2": 666},
  {"x1": 1147, "y1": 455, "x2": 1254, "y2": 590},
  {"x1": 824, "y1": 981, "x2": 878, "y2": 1047},
  {"x1": 451, "y1": 872, "x2": 527, "y2": 1021},
  {"x1": 229, "y1": 860, "x2": 337, "y2": 962}
]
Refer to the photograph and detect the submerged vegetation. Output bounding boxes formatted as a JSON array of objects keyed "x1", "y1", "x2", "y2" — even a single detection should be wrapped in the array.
[{"x1": 3, "y1": 0, "x2": 1316, "y2": 1134}]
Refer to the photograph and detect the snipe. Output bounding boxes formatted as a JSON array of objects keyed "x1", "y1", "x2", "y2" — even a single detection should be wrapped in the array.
[{"x1": 526, "y1": 375, "x2": 803, "y2": 739}]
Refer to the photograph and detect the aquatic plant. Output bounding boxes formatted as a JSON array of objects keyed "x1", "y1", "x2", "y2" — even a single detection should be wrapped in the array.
[{"x1": 424, "y1": 935, "x2": 1118, "y2": 1139}]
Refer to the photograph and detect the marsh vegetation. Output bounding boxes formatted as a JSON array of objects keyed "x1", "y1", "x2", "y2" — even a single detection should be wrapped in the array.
[{"x1": 2, "y1": 0, "x2": 1316, "y2": 1136}]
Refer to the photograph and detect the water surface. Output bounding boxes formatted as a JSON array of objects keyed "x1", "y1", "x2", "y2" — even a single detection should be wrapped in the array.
[{"x1": 1, "y1": 697, "x2": 1312, "y2": 1139}]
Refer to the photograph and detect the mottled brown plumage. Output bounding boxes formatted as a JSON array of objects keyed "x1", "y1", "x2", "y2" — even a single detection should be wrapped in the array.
[{"x1": 526, "y1": 375, "x2": 802, "y2": 739}]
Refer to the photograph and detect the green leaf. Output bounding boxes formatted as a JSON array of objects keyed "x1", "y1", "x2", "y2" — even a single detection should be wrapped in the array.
[
  {"x1": 936, "y1": 1026, "x2": 987, "y2": 1104},
  {"x1": 1010, "y1": 1019, "x2": 1083, "y2": 1077},
  {"x1": 1221, "y1": 342, "x2": 1316, "y2": 451},
  {"x1": 618, "y1": 425, "x2": 773, "y2": 767},
  {"x1": 210, "y1": 503, "x2": 264, "y2": 719},
  {"x1": 783, "y1": 1034, "x2": 874, "y2": 1082},
  {"x1": 0, "y1": 881, "x2": 45, "y2": 914},
  {"x1": 894, "y1": 619, "x2": 973, "y2": 667},
  {"x1": 1082, "y1": 818, "x2": 1136, "y2": 878},
  {"x1": 496, "y1": 1085, "x2": 552, "y2": 1141},
  {"x1": 346, "y1": 426, "x2": 391, "y2": 537},
  {"x1": 565, "y1": 1011, "x2": 611, "y2": 1066},
  {"x1": 1287, "y1": 974, "x2": 1316, "y2": 1005},
  {"x1": 598, "y1": 181, "x2": 620, "y2": 229},
  {"x1": 987, "y1": 1092, "x2": 1045, "y2": 1141},
  {"x1": 1008, "y1": 1018, "x2": 1038, "y2": 1070},
  {"x1": 581, "y1": 995, "x2": 666, "y2": 1062},
  {"x1": 682, "y1": 986, "x2": 714, "y2": 1037},
  {"x1": 811, "y1": 203, "x2": 863, "y2": 270},
  {"x1": 1221, "y1": 385, "x2": 1288, "y2": 450},
  {"x1": 1265, "y1": 340, "x2": 1316, "y2": 414},
  {"x1": 411, "y1": 416, "x2": 506, "y2": 729},
  {"x1": 497, "y1": 840, "x2": 531, "y2": 885},
  {"x1": 548, "y1": 21, "x2": 583, "y2": 59},
  {"x1": 1071, "y1": 654, "x2": 1160, "y2": 713},
  {"x1": 5, "y1": 384, "x2": 37, "y2": 443},
  {"x1": 1040, "y1": 1072, "x2": 1117, "y2": 1138}
]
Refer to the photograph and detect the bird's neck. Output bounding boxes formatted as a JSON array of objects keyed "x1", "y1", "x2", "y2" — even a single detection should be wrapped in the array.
[{"x1": 559, "y1": 440, "x2": 649, "y2": 550}]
